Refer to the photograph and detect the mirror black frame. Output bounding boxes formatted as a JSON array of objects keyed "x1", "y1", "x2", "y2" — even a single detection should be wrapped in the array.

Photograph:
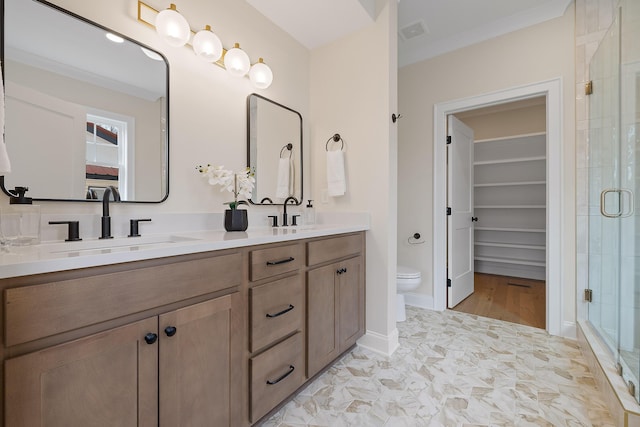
[
  {"x1": 0, "y1": 0, "x2": 170, "y2": 203},
  {"x1": 246, "y1": 93, "x2": 303, "y2": 206}
]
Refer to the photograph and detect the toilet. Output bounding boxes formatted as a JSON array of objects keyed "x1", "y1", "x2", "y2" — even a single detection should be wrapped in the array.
[{"x1": 396, "y1": 265, "x2": 421, "y2": 322}]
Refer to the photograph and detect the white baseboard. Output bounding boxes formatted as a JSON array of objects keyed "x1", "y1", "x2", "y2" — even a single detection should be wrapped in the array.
[
  {"x1": 562, "y1": 320, "x2": 577, "y2": 339},
  {"x1": 404, "y1": 292, "x2": 434, "y2": 310},
  {"x1": 357, "y1": 328, "x2": 399, "y2": 357}
]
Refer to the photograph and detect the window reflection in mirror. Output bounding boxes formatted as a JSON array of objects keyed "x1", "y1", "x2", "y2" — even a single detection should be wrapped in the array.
[{"x1": 1, "y1": 0, "x2": 169, "y2": 202}]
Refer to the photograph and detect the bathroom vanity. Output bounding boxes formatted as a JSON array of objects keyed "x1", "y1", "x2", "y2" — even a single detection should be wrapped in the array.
[{"x1": 0, "y1": 226, "x2": 366, "y2": 426}]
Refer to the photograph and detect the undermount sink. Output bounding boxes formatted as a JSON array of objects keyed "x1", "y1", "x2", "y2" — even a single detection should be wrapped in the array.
[{"x1": 44, "y1": 234, "x2": 201, "y2": 256}]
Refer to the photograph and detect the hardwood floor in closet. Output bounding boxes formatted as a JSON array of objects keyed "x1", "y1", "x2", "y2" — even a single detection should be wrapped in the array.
[{"x1": 451, "y1": 273, "x2": 545, "y2": 329}]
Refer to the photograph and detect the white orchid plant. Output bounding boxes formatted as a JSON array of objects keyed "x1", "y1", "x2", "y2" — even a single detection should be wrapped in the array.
[{"x1": 196, "y1": 164, "x2": 255, "y2": 210}]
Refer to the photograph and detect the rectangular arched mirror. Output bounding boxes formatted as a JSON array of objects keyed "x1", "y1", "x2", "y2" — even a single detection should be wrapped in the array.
[
  {"x1": 247, "y1": 93, "x2": 302, "y2": 205},
  {"x1": 1, "y1": 0, "x2": 169, "y2": 202}
]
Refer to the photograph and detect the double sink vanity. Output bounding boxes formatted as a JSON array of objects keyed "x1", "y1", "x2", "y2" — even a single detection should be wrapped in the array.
[
  {"x1": 0, "y1": 223, "x2": 367, "y2": 426},
  {"x1": 0, "y1": 0, "x2": 367, "y2": 425}
]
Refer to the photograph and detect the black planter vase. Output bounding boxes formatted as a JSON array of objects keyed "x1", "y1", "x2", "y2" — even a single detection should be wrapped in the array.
[{"x1": 224, "y1": 209, "x2": 248, "y2": 232}]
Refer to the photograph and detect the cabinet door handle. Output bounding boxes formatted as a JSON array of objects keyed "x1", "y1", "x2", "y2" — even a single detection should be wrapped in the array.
[
  {"x1": 471, "y1": 217, "x2": 478, "y2": 222},
  {"x1": 266, "y1": 365, "x2": 295, "y2": 385},
  {"x1": 144, "y1": 333, "x2": 158, "y2": 345},
  {"x1": 164, "y1": 326, "x2": 177, "y2": 337},
  {"x1": 265, "y1": 304, "x2": 294, "y2": 318},
  {"x1": 337, "y1": 268, "x2": 347, "y2": 275},
  {"x1": 266, "y1": 257, "x2": 295, "y2": 266}
]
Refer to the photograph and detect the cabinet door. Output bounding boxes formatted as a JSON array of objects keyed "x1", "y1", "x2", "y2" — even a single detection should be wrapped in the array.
[
  {"x1": 159, "y1": 293, "x2": 241, "y2": 427},
  {"x1": 306, "y1": 264, "x2": 339, "y2": 377},
  {"x1": 5, "y1": 317, "x2": 158, "y2": 427},
  {"x1": 338, "y1": 256, "x2": 365, "y2": 352}
]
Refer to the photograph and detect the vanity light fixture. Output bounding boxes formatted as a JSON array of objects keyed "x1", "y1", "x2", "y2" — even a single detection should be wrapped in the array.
[
  {"x1": 224, "y1": 43, "x2": 251, "y2": 77},
  {"x1": 154, "y1": 3, "x2": 190, "y2": 47},
  {"x1": 193, "y1": 25, "x2": 223, "y2": 63},
  {"x1": 249, "y1": 58, "x2": 273, "y2": 89},
  {"x1": 137, "y1": 1, "x2": 273, "y2": 89}
]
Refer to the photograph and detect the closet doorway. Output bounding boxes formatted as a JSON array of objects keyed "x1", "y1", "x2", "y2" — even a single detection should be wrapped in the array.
[{"x1": 448, "y1": 96, "x2": 547, "y2": 329}]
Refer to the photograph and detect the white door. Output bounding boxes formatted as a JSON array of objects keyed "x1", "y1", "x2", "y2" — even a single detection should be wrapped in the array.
[{"x1": 447, "y1": 116, "x2": 475, "y2": 308}]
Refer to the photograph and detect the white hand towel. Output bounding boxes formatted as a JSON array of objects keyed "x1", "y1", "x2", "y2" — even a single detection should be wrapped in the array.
[
  {"x1": 326, "y1": 150, "x2": 346, "y2": 196},
  {"x1": 0, "y1": 61, "x2": 11, "y2": 174},
  {"x1": 275, "y1": 157, "x2": 291, "y2": 199}
]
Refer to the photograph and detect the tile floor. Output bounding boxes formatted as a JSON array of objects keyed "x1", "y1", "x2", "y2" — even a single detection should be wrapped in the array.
[{"x1": 262, "y1": 306, "x2": 615, "y2": 426}]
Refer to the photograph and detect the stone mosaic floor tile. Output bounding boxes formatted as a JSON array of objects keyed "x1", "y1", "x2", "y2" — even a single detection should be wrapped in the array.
[{"x1": 261, "y1": 307, "x2": 615, "y2": 427}]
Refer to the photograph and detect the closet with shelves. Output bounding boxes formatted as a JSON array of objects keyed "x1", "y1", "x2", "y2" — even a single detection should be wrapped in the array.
[{"x1": 473, "y1": 132, "x2": 546, "y2": 280}]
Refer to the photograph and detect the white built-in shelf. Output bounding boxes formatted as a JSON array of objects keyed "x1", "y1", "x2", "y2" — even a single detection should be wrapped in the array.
[
  {"x1": 474, "y1": 131, "x2": 546, "y2": 144},
  {"x1": 475, "y1": 226, "x2": 545, "y2": 233},
  {"x1": 474, "y1": 256, "x2": 546, "y2": 267},
  {"x1": 474, "y1": 156, "x2": 546, "y2": 166},
  {"x1": 475, "y1": 241, "x2": 545, "y2": 251},
  {"x1": 475, "y1": 205, "x2": 546, "y2": 209},
  {"x1": 473, "y1": 132, "x2": 546, "y2": 280},
  {"x1": 474, "y1": 181, "x2": 546, "y2": 188}
]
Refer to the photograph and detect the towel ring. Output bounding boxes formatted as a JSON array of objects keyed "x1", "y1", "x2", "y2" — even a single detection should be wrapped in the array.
[
  {"x1": 326, "y1": 133, "x2": 344, "y2": 151},
  {"x1": 280, "y1": 143, "x2": 293, "y2": 158}
]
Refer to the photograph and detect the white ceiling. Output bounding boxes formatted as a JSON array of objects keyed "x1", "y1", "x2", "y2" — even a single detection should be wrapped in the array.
[{"x1": 245, "y1": 0, "x2": 573, "y2": 67}]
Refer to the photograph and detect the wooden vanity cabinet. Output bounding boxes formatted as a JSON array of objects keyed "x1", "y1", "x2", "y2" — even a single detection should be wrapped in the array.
[
  {"x1": 6, "y1": 316, "x2": 159, "y2": 426},
  {"x1": 247, "y1": 242, "x2": 306, "y2": 423},
  {"x1": 2, "y1": 250, "x2": 243, "y2": 427},
  {"x1": 306, "y1": 234, "x2": 365, "y2": 378},
  {"x1": 1, "y1": 232, "x2": 366, "y2": 427}
]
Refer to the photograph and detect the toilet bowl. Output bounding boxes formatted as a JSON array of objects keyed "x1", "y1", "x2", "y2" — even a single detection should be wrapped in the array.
[{"x1": 396, "y1": 265, "x2": 421, "y2": 322}]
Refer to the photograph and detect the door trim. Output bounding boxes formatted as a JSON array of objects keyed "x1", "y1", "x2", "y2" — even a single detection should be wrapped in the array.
[{"x1": 433, "y1": 78, "x2": 563, "y2": 337}]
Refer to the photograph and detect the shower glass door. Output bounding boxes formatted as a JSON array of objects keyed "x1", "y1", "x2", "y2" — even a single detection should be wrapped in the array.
[{"x1": 588, "y1": 0, "x2": 640, "y2": 402}]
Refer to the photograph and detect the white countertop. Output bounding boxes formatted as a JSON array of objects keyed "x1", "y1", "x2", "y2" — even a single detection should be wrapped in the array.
[{"x1": 0, "y1": 221, "x2": 368, "y2": 280}]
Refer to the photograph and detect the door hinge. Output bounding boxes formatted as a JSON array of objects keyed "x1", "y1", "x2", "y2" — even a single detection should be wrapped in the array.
[
  {"x1": 585, "y1": 81, "x2": 593, "y2": 95},
  {"x1": 446, "y1": 136, "x2": 452, "y2": 145},
  {"x1": 446, "y1": 207, "x2": 452, "y2": 216},
  {"x1": 584, "y1": 289, "x2": 593, "y2": 302},
  {"x1": 447, "y1": 278, "x2": 451, "y2": 288}
]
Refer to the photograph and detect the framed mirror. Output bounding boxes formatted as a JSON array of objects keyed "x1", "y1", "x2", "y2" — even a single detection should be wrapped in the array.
[
  {"x1": 1, "y1": 0, "x2": 169, "y2": 202},
  {"x1": 247, "y1": 94, "x2": 302, "y2": 205}
]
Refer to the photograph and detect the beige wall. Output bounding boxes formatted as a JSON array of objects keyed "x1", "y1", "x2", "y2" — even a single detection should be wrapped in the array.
[
  {"x1": 310, "y1": 0, "x2": 398, "y2": 350},
  {"x1": 1, "y1": 0, "x2": 311, "y2": 217},
  {"x1": 398, "y1": 5, "x2": 576, "y2": 328}
]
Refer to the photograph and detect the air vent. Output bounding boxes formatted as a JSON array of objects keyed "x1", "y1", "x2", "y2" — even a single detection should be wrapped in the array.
[{"x1": 399, "y1": 21, "x2": 428, "y2": 41}]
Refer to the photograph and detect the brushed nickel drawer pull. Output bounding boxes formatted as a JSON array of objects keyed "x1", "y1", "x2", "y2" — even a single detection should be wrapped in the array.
[
  {"x1": 266, "y1": 257, "x2": 295, "y2": 266},
  {"x1": 266, "y1": 304, "x2": 295, "y2": 318},
  {"x1": 266, "y1": 365, "x2": 295, "y2": 385}
]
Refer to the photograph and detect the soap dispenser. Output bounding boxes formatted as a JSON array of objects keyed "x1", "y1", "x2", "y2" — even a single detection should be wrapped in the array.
[
  {"x1": 304, "y1": 200, "x2": 315, "y2": 225},
  {"x1": 1, "y1": 187, "x2": 41, "y2": 246}
]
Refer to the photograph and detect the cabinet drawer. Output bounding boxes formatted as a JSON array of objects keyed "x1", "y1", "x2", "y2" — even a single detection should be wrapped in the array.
[
  {"x1": 250, "y1": 243, "x2": 303, "y2": 281},
  {"x1": 250, "y1": 332, "x2": 304, "y2": 423},
  {"x1": 307, "y1": 233, "x2": 363, "y2": 266},
  {"x1": 5, "y1": 252, "x2": 242, "y2": 346},
  {"x1": 250, "y1": 275, "x2": 303, "y2": 352}
]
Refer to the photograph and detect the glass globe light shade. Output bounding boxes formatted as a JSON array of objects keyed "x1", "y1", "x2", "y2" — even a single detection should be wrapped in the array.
[
  {"x1": 223, "y1": 43, "x2": 250, "y2": 77},
  {"x1": 193, "y1": 25, "x2": 223, "y2": 62},
  {"x1": 155, "y1": 4, "x2": 190, "y2": 48},
  {"x1": 249, "y1": 58, "x2": 273, "y2": 89}
]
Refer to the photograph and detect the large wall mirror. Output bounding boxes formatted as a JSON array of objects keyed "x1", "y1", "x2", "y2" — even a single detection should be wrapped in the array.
[
  {"x1": 1, "y1": 0, "x2": 169, "y2": 202},
  {"x1": 247, "y1": 94, "x2": 302, "y2": 205}
]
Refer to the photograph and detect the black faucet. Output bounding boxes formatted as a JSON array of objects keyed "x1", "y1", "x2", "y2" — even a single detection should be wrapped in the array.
[
  {"x1": 100, "y1": 186, "x2": 121, "y2": 239},
  {"x1": 282, "y1": 196, "x2": 299, "y2": 226}
]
